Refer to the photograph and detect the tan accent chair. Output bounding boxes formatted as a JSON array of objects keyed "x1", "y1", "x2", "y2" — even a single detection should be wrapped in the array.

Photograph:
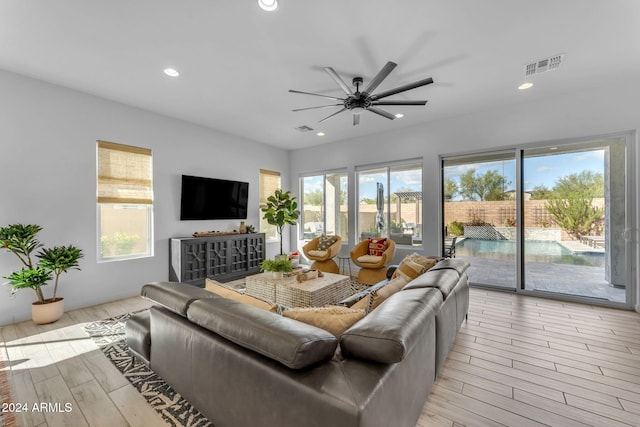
[
  {"x1": 350, "y1": 238, "x2": 396, "y2": 285},
  {"x1": 302, "y1": 235, "x2": 342, "y2": 273}
]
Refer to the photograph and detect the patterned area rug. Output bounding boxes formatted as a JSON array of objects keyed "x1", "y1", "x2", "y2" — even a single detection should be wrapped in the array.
[{"x1": 84, "y1": 314, "x2": 213, "y2": 427}]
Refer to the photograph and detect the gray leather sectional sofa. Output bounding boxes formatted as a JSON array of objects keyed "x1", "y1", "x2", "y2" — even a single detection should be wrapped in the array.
[{"x1": 126, "y1": 259, "x2": 470, "y2": 427}]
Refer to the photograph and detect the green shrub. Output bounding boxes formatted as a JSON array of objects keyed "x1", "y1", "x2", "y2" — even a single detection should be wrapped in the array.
[{"x1": 449, "y1": 221, "x2": 464, "y2": 236}]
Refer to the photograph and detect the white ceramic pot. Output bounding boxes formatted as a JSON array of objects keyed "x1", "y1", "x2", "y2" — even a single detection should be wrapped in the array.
[
  {"x1": 271, "y1": 271, "x2": 283, "y2": 280},
  {"x1": 32, "y1": 298, "x2": 64, "y2": 325}
]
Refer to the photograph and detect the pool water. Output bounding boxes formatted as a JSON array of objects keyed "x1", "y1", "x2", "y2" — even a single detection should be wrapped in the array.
[{"x1": 456, "y1": 239, "x2": 604, "y2": 267}]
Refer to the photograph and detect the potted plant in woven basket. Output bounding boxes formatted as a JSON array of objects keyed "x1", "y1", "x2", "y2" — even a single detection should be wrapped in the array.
[{"x1": 1, "y1": 224, "x2": 83, "y2": 324}]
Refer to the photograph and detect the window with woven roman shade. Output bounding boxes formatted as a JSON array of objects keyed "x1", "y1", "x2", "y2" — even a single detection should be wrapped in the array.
[
  {"x1": 259, "y1": 169, "x2": 281, "y2": 241},
  {"x1": 97, "y1": 140, "x2": 153, "y2": 261}
]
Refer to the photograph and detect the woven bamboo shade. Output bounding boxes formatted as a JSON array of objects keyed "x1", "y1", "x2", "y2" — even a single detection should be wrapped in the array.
[
  {"x1": 97, "y1": 140, "x2": 153, "y2": 204},
  {"x1": 259, "y1": 169, "x2": 281, "y2": 207}
]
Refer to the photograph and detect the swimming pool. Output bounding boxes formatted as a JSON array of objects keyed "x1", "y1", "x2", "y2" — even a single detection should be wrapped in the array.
[{"x1": 455, "y1": 238, "x2": 604, "y2": 267}]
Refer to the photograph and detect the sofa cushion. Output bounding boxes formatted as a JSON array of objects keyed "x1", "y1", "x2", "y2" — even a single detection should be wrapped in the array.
[
  {"x1": 403, "y1": 268, "x2": 460, "y2": 299},
  {"x1": 205, "y1": 278, "x2": 277, "y2": 312},
  {"x1": 367, "y1": 237, "x2": 387, "y2": 256},
  {"x1": 340, "y1": 288, "x2": 443, "y2": 364},
  {"x1": 428, "y1": 258, "x2": 470, "y2": 276},
  {"x1": 188, "y1": 297, "x2": 338, "y2": 369},
  {"x1": 357, "y1": 254, "x2": 382, "y2": 263},
  {"x1": 317, "y1": 235, "x2": 338, "y2": 251},
  {"x1": 308, "y1": 249, "x2": 327, "y2": 257},
  {"x1": 141, "y1": 281, "x2": 217, "y2": 316},
  {"x1": 282, "y1": 306, "x2": 365, "y2": 337}
]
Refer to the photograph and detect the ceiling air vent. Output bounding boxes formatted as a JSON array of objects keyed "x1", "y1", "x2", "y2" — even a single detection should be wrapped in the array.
[
  {"x1": 295, "y1": 125, "x2": 314, "y2": 132},
  {"x1": 524, "y1": 54, "x2": 565, "y2": 77}
]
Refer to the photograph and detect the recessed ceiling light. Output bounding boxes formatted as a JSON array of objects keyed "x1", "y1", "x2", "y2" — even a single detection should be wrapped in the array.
[
  {"x1": 518, "y1": 82, "x2": 533, "y2": 90},
  {"x1": 394, "y1": 113, "x2": 404, "y2": 119},
  {"x1": 164, "y1": 68, "x2": 180, "y2": 77},
  {"x1": 317, "y1": 132, "x2": 325, "y2": 136},
  {"x1": 258, "y1": 0, "x2": 278, "y2": 11}
]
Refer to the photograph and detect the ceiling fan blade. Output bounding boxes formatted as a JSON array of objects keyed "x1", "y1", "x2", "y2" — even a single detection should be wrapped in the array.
[
  {"x1": 367, "y1": 107, "x2": 396, "y2": 120},
  {"x1": 353, "y1": 113, "x2": 360, "y2": 126},
  {"x1": 363, "y1": 61, "x2": 397, "y2": 95},
  {"x1": 324, "y1": 67, "x2": 353, "y2": 96},
  {"x1": 292, "y1": 104, "x2": 343, "y2": 112},
  {"x1": 369, "y1": 77, "x2": 434, "y2": 101},
  {"x1": 318, "y1": 107, "x2": 347, "y2": 123},
  {"x1": 289, "y1": 89, "x2": 344, "y2": 101},
  {"x1": 371, "y1": 100, "x2": 427, "y2": 106}
]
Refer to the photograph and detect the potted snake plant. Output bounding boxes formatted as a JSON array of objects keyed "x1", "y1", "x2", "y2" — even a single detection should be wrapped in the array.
[{"x1": 1, "y1": 224, "x2": 83, "y2": 324}]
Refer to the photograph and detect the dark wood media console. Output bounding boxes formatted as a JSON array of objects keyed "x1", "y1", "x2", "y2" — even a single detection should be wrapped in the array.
[{"x1": 170, "y1": 233, "x2": 265, "y2": 286}]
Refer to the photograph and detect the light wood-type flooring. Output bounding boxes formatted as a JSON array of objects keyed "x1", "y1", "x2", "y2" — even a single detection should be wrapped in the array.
[{"x1": 1, "y1": 288, "x2": 639, "y2": 427}]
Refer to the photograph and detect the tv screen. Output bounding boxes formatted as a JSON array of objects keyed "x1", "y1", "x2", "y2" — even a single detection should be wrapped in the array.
[{"x1": 180, "y1": 175, "x2": 249, "y2": 220}]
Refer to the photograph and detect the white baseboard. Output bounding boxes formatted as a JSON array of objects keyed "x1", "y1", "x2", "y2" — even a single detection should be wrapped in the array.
[{"x1": 636, "y1": 304, "x2": 640, "y2": 313}]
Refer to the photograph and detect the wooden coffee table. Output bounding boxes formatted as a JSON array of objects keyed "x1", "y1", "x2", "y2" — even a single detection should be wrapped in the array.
[{"x1": 245, "y1": 272, "x2": 352, "y2": 307}]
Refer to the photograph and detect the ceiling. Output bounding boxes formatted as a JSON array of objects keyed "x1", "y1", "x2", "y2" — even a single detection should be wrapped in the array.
[{"x1": 2, "y1": 1, "x2": 640, "y2": 150}]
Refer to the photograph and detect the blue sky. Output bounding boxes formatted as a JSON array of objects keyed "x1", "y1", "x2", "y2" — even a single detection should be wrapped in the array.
[{"x1": 444, "y1": 149, "x2": 605, "y2": 193}]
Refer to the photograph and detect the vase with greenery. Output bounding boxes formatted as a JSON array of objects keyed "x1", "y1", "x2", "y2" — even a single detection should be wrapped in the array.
[
  {"x1": 261, "y1": 189, "x2": 300, "y2": 256},
  {"x1": 260, "y1": 258, "x2": 293, "y2": 279},
  {"x1": 1, "y1": 223, "x2": 84, "y2": 323}
]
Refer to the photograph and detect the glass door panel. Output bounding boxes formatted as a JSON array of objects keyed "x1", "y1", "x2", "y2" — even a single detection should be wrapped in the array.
[
  {"x1": 522, "y1": 140, "x2": 627, "y2": 303},
  {"x1": 442, "y1": 152, "x2": 517, "y2": 289}
]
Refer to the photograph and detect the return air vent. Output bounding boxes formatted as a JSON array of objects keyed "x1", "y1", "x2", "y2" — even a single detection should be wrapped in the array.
[
  {"x1": 524, "y1": 54, "x2": 565, "y2": 77},
  {"x1": 295, "y1": 125, "x2": 314, "y2": 132}
]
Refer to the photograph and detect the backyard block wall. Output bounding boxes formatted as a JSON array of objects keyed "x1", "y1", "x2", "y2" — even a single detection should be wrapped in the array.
[{"x1": 444, "y1": 198, "x2": 605, "y2": 230}]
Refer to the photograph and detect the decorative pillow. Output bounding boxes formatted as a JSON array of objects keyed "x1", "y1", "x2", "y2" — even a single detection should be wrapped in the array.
[
  {"x1": 351, "y1": 276, "x2": 408, "y2": 313},
  {"x1": 367, "y1": 237, "x2": 387, "y2": 256},
  {"x1": 308, "y1": 249, "x2": 328, "y2": 257},
  {"x1": 205, "y1": 279, "x2": 277, "y2": 312},
  {"x1": 317, "y1": 235, "x2": 338, "y2": 251},
  {"x1": 357, "y1": 255, "x2": 382, "y2": 263},
  {"x1": 392, "y1": 253, "x2": 438, "y2": 281},
  {"x1": 282, "y1": 305, "x2": 365, "y2": 337}
]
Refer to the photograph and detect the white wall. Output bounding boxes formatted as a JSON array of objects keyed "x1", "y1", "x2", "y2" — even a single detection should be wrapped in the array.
[
  {"x1": 289, "y1": 83, "x2": 640, "y2": 311},
  {"x1": 0, "y1": 70, "x2": 289, "y2": 325}
]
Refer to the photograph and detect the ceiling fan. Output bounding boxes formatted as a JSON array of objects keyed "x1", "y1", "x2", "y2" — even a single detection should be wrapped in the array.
[{"x1": 289, "y1": 61, "x2": 433, "y2": 126}]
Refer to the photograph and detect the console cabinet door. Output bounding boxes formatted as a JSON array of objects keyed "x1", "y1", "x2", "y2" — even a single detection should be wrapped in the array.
[{"x1": 170, "y1": 234, "x2": 265, "y2": 286}]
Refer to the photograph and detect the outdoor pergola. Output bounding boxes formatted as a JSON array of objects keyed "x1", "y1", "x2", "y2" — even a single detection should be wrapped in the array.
[{"x1": 393, "y1": 191, "x2": 422, "y2": 236}]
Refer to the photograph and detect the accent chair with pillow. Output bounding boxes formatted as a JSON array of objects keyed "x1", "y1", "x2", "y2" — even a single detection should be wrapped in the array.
[
  {"x1": 350, "y1": 237, "x2": 396, "y2": 284},
  {"x1": 302, "y1": 235, "x2": 342, "y2": 273}
]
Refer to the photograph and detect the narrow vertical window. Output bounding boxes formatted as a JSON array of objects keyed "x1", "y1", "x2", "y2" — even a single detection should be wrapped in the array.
[
  {"x1": 259, "y1": 169, "x2": 281, "y2": 241},
  {"x1": 97, "y1": 141, "x2": 153, "y2": 261}
]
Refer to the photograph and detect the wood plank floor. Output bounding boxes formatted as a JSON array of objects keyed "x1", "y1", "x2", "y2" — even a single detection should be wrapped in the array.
[{"x1": 1, "y1": 288, "x2": 639, "y2": 427}]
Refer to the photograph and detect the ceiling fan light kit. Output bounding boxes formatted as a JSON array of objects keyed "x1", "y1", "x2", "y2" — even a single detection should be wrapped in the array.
[
  {"x1": 290, "y1": 61, "x2": 433, "y2": 126},
  {"x1": 258, "y1": 0, "x2": 278, "y2": 12}
]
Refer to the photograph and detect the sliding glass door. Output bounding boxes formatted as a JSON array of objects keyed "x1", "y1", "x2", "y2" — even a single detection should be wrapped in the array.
[
  {"x1": 522, "y1": 139, "x2": 627, "y2": 303},
  {"x1": 442, "y1": 136, "x2": 631, "y2": 306},
  {"x1": 442, "y1": 152, "x2": 517, "y2": 289}
]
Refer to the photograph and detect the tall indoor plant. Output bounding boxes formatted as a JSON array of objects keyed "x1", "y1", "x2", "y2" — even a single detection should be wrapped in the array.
[
  {"x1": 261, "y1": 189, "x2": 300, "y2": 256},
  {"x1": 1, "y1": 223, "x2": 84, "y2": 324}
]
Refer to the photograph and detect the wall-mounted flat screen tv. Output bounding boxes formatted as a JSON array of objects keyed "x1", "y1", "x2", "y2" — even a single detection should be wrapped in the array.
[{"x1": 180, "y1": 175, "x2": 249, "y2": 220}]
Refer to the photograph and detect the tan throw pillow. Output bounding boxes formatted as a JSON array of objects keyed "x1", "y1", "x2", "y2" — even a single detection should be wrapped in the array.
[
  {"x1": 205, "y1": 279, "x2": 277, "y2": 312},
  {"x1": 282, "y1": 306, "x2": 365, "y2": 337},
  {"x1": 392, "y1": 253, "x2": 437, "y2": 281},
  {"x1": 351, "y1": 276, "x2": 408, "y2": 313}
]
